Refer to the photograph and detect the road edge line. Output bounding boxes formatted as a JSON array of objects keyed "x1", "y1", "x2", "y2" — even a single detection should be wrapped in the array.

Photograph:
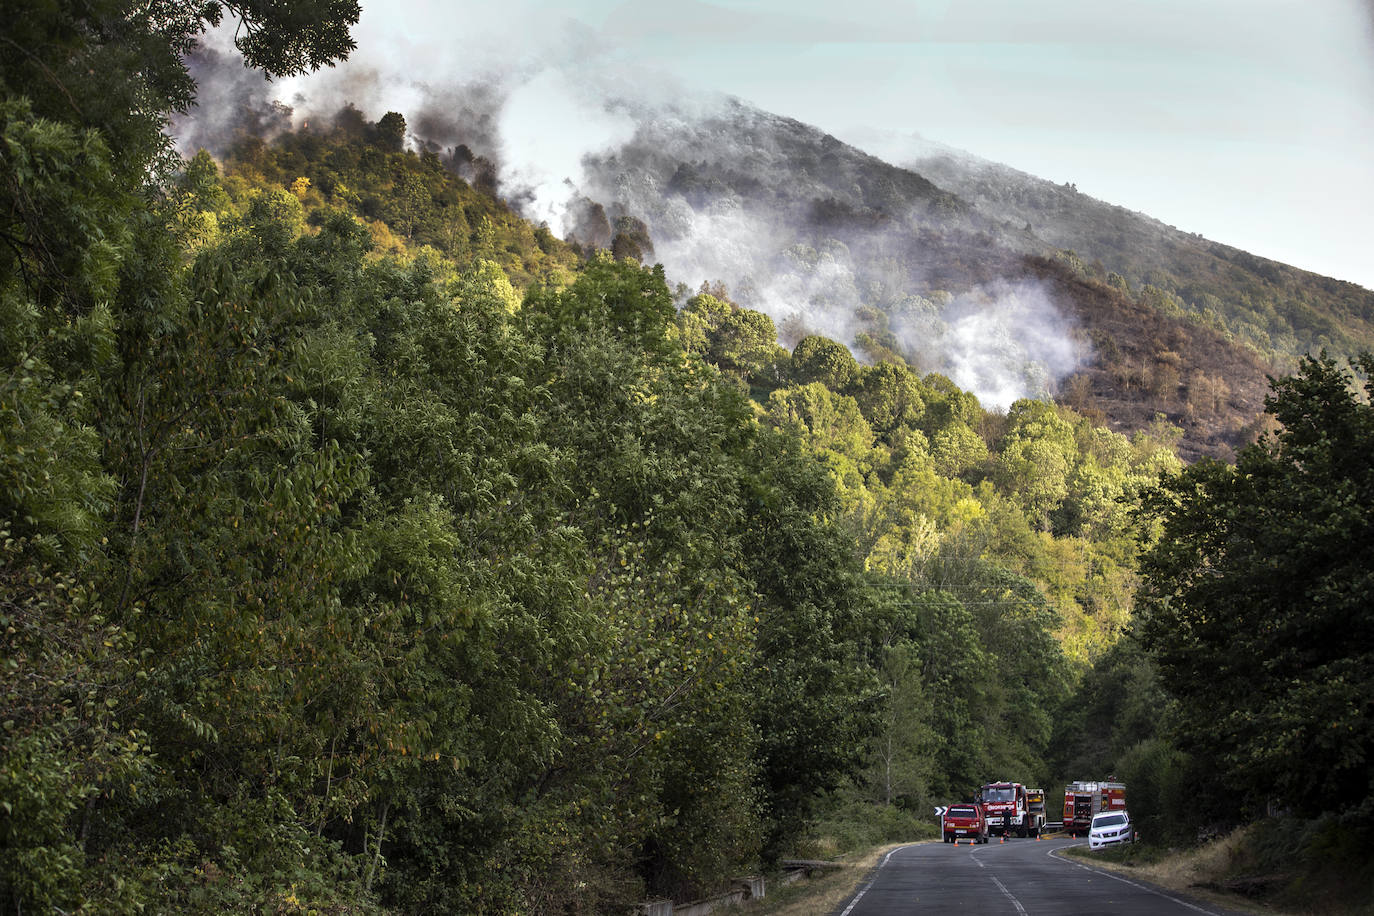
[
  {"x1": 989, "y1": 874, "x2": 1028, "y2": 915},
  {"x1": 1047, "y1": 845, "x2": 1226, "y2": 915},
  {"x1": 835, "y1": 843, "x2": 920, "y2": 916}
]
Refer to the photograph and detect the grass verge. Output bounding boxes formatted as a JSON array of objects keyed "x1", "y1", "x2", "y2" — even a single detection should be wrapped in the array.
[
  {"x1": 744, "y1": 842, "x2": 931, "y2": 916},
  {"x1": 1062, "y1": 830, "x2": 1280, "y2": 915},
  {"x1": 1061, "y1": 819, "x2": 1374, "y2": 915}
]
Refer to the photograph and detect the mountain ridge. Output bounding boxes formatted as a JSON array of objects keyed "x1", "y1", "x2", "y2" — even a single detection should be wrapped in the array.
[
  {"x1": 560, "y1": 98, "x2": 1341, "y2": 459},
  {"x1": 174, "y1": 62, "x2": 1373, "y2": 461}
]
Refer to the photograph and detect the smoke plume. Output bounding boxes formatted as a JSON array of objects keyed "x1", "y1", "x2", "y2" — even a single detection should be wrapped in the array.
[{"x1": 174, "y1": 8, "x2": 1086, "y2": 410}]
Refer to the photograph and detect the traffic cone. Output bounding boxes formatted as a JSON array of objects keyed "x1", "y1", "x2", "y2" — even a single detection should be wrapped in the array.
[{"x1": 1000, "y1": 835, "x2": 1006, "y2": 844}]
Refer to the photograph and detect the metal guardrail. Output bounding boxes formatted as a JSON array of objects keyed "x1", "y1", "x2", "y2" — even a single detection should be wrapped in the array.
[{"x1": 779, "y1": 859, "x2": 843, "y2": 872}]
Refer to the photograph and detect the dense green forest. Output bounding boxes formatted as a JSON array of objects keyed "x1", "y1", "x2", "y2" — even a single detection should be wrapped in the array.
[{"x1": 3, "y1": 1, "x2": 1371, "y2": 912}]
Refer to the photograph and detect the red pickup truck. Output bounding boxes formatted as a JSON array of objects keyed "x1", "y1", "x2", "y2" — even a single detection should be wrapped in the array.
[{"x1": 942, "y1": 803, "x2": 989, "y2": 844}]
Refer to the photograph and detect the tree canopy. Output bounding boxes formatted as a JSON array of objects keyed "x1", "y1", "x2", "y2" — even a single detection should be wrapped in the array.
[
  {"x1": 1137, "y1": 353, "x2": 1374, "y2": 822},
  {"x1": 12, "y1": 0, "x2": 1351, "y2": 905}
]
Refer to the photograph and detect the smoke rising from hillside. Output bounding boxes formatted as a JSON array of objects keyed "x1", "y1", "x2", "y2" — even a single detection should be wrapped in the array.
[
  {"x1": 496, "y1": 73, "x2": 639, "y2": 236},
  {"x1": 935, "y1": 283, "x2": 1084, "y2": 409},
  {"x1": 177, "y1": 45, "x2": 295, "y2": 153},
  {"x1": 175, "y1": 9, "x2": 1085, "y2": 410}
]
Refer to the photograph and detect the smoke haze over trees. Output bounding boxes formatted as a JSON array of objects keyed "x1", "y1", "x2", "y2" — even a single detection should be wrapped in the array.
[
  {"x1": 176, "y1": 25, "x2": 1374, "y2": 461},
  {"x1": 5, "y1": 0, "x2": 1374, "y2": 912}
]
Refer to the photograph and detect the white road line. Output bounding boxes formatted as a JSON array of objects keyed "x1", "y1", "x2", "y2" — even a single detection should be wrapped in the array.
[
  {"x1": 990, "y1": 875, "x2": 1028, "y2": 915},
  {"x1": 1048, "y1": 845, "x2": 1224, "y2": 915},
  {"x1": 838, "y1": 844, "x2": 917, "y2": 916}
]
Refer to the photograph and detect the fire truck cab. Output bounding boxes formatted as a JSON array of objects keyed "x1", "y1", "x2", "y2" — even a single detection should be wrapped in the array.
[{"x1": 978, "y1": 781, "x2": 1031, "y2": 837}]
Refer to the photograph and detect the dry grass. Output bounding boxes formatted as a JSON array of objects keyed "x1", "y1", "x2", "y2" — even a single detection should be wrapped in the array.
[
  {"x1": 745, "y1": 842, "x2": 933, "y2": 916},
  {"x1": 753, "y1": 835, "x2": 1272, "y2": 915},
  {"x1": 1131, "y1": 828, "x2": 1259, "y2": 892},
  {"x1": 752, "y1": 835, "x2": 1267, "y2": 916},
  {"x1": 739, "y1": 824, "x2": 1368, "y2": 916},
  {"x1": 1063, "y1": 827, "x2": 1293, "y2": 916}
]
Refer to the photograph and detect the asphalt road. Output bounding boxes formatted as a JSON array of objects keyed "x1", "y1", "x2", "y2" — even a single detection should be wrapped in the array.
[{"x1": 833, "y1": 835, "x2": 1251, "y2": 915}]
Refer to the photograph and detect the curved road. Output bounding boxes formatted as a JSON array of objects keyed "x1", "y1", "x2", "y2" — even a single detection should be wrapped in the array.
[{"x1": 833, "y1": 836, "x2": 1250, "y2": 915}]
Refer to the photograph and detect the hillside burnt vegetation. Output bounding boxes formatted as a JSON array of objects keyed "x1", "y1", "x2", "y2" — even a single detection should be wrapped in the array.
[{"x1": 1021, "y1": 256, "x2": 1275, "y2": 462}]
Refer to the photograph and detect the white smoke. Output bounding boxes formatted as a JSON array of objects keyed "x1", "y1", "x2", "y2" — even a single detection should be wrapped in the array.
[
  {"x1": 497, "y1": 72, "x2": 638, "y2": 236},
  {"x1": 629, "y1": 182, "x2": 1084, "y2": 408},
  {"x1": 930, "y1": 282, "x2": 1084, "y2": 410},
  {"x1": 178, "y1": 6, "x2": 1088, "y2": 410}
]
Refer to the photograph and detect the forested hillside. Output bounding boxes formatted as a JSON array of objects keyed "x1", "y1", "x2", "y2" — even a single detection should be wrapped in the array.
[
  {"x1": 908, "y1": 148, "x2": 1374, "y2": 362},
  {"x1": 179, "y1": 63, "x2": 1374, "y2": 460},
  {"x1": 563, "y1": 102, "x2": 1374, "y2": 461},
  {"x1": 3, "y1": 2, "x2": 1371, "y2": 913},
  {"x1": 207, "y1": 111, "x2": 1184, "y2": 693}
]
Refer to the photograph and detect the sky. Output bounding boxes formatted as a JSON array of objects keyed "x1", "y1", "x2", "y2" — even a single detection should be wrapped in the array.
[{"x1": 250, "y1": 0, "x2": 1374, "y2": 291}]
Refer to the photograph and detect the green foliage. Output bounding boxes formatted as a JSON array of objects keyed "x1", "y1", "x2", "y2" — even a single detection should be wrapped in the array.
[
  {"x1": 1051, "y1": 636, "x2": 1165, "y2": 780},
  {"x1": 213, "y1": 0, "x2": 360, "y2": 76},
  {"x1": 1115, "y1": 739, "x2": 1192, "y2": 845},
  {"x1": 928, "y1": 421, "x2": 987, "y2": 478},
  {"x1": 0, "y1": 530, "x2": 150, "y2": 914},
  {"x1": 791, "y1": 335, "x2": 859, "y2": 390},
  {"x1": 213, "y1": 116, "x2": 582, "y2": 288},
  {"x1": 862, "y1": 637, "x2": 937, "y2": 806},
  {"x1": 0, "y1": 100, "x2": 132, "y2": 320},
  {"x1": 0, "y1": 0, "x2": 358, "y2": 199},
  {"x1": 1124, "y1": 817, "x2": 1374, "y2": 913},
  {"x1": 374, "y1": 112, "x2": 406, "y2": 152},
  {"x1": 1138, "y1": 352, "x2": 1374, "y2": 824},
  {"x1": 993, "y1": 399, "x2": 1077, "y2": 530},
  {"x1": 0, "y1": 0, "x2": 1216, "y2": 900},
  {"x1": 0, "y1": 348, "x2": 113, "y2": 558},
  {"x1": 807, "y1": 793, "x2": 937, "y2": 857},
  {"x1": 902, "y1": 589, "x2": 989, "y2": 796},
  {"x1": 678, "y1": 293, "x2": 786, "y2": 383},
  {"x1": 741, "y1": 429, "x2": 882, "y2": 861},
  {"x1": 766, "y1": 384, "x2": 875, "y2": 474},
  {"x1": 852, "y1": 361, "x2": 925, "y2": 441},
  {"x1": 1257, "y1": 817, "x2": 1374, "y2": 912},
  {"x1": 751, "y1": 329, "x2": 1183, "y2": 820},
  {"x1": 525, "y1": 259, "x2": 881, "y2": 883},
  {"x1": 611, "y1": 215, "x2": 654, "y2": 262}
]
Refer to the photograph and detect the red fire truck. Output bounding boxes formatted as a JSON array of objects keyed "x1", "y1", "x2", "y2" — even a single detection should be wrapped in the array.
[
  {"x1": 978, "y1": 781, "x2": 1033, "y2": 837},
  {"x1": 1062, "y1": 781, "x2": 1126, "y2": 837}
]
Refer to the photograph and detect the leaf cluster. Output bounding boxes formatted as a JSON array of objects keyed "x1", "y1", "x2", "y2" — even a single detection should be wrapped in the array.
[{"x1": 1137, "y1": 353, "x2": 1374, "y2": 824}]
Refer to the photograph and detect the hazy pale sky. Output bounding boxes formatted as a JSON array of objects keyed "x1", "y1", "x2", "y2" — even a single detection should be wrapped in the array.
[{"x1": 271, "y1": 0, "x2": 1374, "y2": 289}]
